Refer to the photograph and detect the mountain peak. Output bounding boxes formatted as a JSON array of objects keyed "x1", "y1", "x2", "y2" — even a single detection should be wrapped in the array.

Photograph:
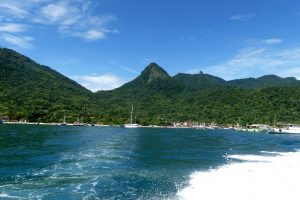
[{"x1": 140, "y1": 63, "x2": 170, "y2": 84}]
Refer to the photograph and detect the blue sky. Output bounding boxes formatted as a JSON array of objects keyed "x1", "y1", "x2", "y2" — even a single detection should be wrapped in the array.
[{"x1": 0, "y1": 0, "x2": 300, "y2": 91}]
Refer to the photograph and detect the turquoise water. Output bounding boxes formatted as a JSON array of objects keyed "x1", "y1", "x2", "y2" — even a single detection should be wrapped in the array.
[{"x1": 1, "y1": 125, "x2": 300, "y2": 199}]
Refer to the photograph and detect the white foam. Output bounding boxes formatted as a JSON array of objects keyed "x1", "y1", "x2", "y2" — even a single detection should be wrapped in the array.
[
  {"x1": 177, "y1": 151, "x2": 300, "y2": 200},
  {"x1": 0, "y1": 193, "x2": 27, "y2": 199}
]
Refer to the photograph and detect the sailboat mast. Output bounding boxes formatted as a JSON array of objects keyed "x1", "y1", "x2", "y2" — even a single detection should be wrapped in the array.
[{"x1": 130, "y1": 105, "x2": 133, "y2": 124}]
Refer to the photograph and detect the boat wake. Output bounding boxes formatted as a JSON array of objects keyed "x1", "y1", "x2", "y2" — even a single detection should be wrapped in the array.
[{"x1": 176, "y1": 151, "x2": 300, "y2": 200}]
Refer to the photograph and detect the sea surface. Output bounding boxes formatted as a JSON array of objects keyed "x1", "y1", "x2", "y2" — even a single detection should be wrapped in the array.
[{"x1": 1, "y1": 125, "x2": 300, "y2": 200}]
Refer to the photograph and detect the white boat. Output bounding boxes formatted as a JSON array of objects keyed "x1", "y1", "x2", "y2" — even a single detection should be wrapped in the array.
[
  {"x1": 192, "y1": 122, "x2": 206, "y2": 129},
  {"x1": 268, "y1": 124, "x2": 300, "y2": 134},
  {"x1": 124, "y1": 105, "x2": 139, "y2": 128},
  {"x1": 124, "y1": 123, "x2": 139, "y2": 128}
]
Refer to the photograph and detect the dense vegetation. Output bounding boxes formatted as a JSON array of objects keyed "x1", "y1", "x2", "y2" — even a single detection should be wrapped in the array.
[
  {"x1": 1, "y1": 48, "x2": 300, "y2": 125},
  {"x1": 0, "y1": 48, "x2": 96, "y2": 123}
]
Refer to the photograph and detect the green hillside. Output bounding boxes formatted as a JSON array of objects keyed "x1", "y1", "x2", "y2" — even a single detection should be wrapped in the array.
[
  {"x1": 95, "y1": 63, "x2": 300, "y2": 125},
  {"x1": 0, "y1": 48, "x2": 94, "y2": 122},
  {"x1": 1, "y1": 48, "x2": 300, "y2": 125}
]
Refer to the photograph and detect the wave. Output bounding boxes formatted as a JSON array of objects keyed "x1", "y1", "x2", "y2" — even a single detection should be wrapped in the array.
[{"x1": 176, "y1": 151, "x2": 300, "y2": 200}]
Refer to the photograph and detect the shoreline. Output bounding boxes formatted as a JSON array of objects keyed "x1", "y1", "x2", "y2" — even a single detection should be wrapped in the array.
[
  {"x1": 3, "y1": 121, "x2": 299, "y2": 134},
  {"x1": 0, "y1": 121, "x2": 266, "y2": 132},
  {"x1": 2, "y1": 121, "x2": 227, "y2": 129}
]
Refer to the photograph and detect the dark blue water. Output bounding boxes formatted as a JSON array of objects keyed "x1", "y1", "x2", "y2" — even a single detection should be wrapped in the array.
[{"x1": 1, "y1": 125, "x2": 300, "y2": 199}]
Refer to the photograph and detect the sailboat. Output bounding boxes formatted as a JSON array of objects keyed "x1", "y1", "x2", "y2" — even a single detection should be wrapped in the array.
[
  {"x1": 61, "y1": 115, "x2": 67, "y2": 126},
  {"x1": 124, "y1": 105, "x2": 139, "y2": 128}
]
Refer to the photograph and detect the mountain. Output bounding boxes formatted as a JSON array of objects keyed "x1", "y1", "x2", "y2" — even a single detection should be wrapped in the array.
[
  {"x1": 173, "y1": 72, "x2": 227, "y2": 91},
  {"x1": 228, "y1": 75, "x2": 299, "y2": 89},
  {"x1": 94, "y1": 63, "x2": 300, "y2": 125},
  {"x1": 173, "y1": 73, "x2": 300, "y2": 90},
  {"x1": 137, "y1": 62, "x2": 170, "y2": 84},
  {"x1": 0, "y1": 48, "x2": 94, "y2": 122},
  {"x1": 1, "y1": 48, "x2": 300, "y2": 125},
  {"x1": 118, "y1": 63, "x2": 184, "y2": 93},
  {"x1": 94, "y1": 63, "x2": 185, "y2": 124}
]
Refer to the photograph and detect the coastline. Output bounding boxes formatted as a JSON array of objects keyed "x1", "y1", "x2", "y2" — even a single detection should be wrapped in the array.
[
  {"x1": 0, "y1": 121, "x2": 269, "y2": 132},
  {"x1": 3, "y1": 121, "x2": 300, "y2": 134}
]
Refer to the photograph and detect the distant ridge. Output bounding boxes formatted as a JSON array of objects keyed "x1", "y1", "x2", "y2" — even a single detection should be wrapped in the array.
[
  {"x1": 227, "y1": 75, "x2": 299, "y2": 89},
  {"x1": 118, "y1": 64, "x2": 300, "y2": 91},
  {"x1": 1, "y1": 47, "x2": 300, "y2": 125},
  {"x1": 173, "y1": 72, "x2": 227, "y2": 91}
]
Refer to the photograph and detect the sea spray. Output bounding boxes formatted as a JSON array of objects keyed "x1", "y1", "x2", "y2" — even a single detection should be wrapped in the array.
[{"x1": 177, "y1": 151, "x2": 300, "y2": 200}]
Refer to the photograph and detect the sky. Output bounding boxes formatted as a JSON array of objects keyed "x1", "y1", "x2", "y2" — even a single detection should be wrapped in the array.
[{"x1": 0, "y1": 0, "x2": 300, "y2": 91}]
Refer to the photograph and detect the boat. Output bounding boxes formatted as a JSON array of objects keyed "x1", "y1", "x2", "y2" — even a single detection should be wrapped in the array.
[
  {"x1": 192, "y1": 122, "x2": 206, "y2": 129},
  {"x1": 235, "y1": 124, "x2": 271, "y2": 133},
  {"x1": 74, "y1": 117, "x2": 84, "y2": 126},
  {"x1": 61, "y1": 115, "x2": 67, "y2": 126},
  {"x1": 268, "y1": 124, "x2": 300, "y2": 134},
  {"x1": 124, "y1": 105, "x2": 139, "y2": 128}
]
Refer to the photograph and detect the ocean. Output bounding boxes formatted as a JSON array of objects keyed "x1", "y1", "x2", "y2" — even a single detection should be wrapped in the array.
[{"x1": 0, "y1": 125, "x2": 300, "y2": 200}]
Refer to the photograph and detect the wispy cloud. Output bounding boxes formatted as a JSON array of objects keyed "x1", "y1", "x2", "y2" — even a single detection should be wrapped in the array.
[
  {"x1": 188, "y1": 46, "x2": 300, "y2": 80},
  {"x1": 0, "y1": 1, "x2": 29, "y2": 18},
  {"x1": 36, "y1": 1, "x2": 118, "y2": 41},
  {"x1": 245, "y1": 38, "x2": 283, "y2": 46},
  {"x1": 261, "y1": 38, "x2": 282, "y2": 45},
  {"x1": 0, "y1": 33, "x2": 34, "y2": 49},
  {"x1": 0, "y1": 22, "x2": 32, "y2": 49},
  {"x1": 72, "y1": 74, "x2": 127, "y2": 92},
  {"x1": 0, "y1": 0, "x2": 118, "y2": 48},
  {"x1": 40, "y1": 2, "x2": 68, "y2": 22},
  {"x1": 229, "y1": 14, "x2": 256, "y2": 21},
  {"x1": 122, "y1": 66, "x2": 139, "y2": 74},
  {"x1": 0, "y1": 23, "x2": 27, "y2": 33}
]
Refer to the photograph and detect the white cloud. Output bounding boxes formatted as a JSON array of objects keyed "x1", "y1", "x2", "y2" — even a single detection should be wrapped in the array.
[
  {"x1": 262, "y1": 38, "x2": 282, "y2": 45},
  {"x1": 75, "y1": 30, "x2": 106, "y2": 41},
  {"x1": 0, "y1": 23, "x2": 27, "y2": 33},
  {"x1": 229, "y1": 14, "x2": 256, "y2": 21},
  {"x1": 0, "y1": 33, "x2": 34, "y2": 49},
  {"x1": 0, "y1": 0, "x2": 118, "y2": 48},
  {"x1": 188, "y1": 47, "x2": 300, "y2": 80},
  {"x1": 73, "y1": 74, "x2": 127, "y2": 92},
  {"x1": 36, "y1": 1, "x2": 118, "y2": 41},
  {"x1": 41, "y1": 2, "x2": 68, "y2": 22}
]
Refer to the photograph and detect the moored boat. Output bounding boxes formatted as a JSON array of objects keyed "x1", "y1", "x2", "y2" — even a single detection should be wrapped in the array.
[
  {"x1": 268, "y1": 124, "x2": 300, "y2": 134},
  {"x1": 124, "y1": 123, "x2": 139, "y2": 128},
  {"x1": 124, "y1": 105, "x2": 139, "y2": 128}
]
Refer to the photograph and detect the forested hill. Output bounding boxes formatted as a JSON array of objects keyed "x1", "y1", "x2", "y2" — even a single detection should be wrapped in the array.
[
  {"x1": 95, "y1": 63, "x2": 300, "y2": 125},
  {"x1": 1, "y1": 48, "x2": 300, "y2": 125},
  {"x1": 0, "y1": 48, "x2": 94, "y2": 122}
]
